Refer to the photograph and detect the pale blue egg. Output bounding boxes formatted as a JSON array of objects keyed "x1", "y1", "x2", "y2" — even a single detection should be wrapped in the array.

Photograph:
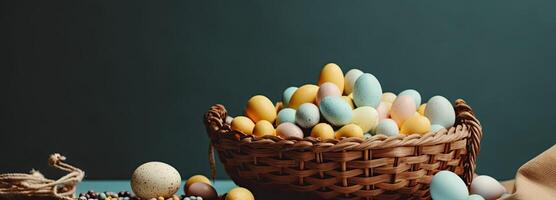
[
  {"x1": 319, "y1": 96, "x2": 353, "y2": 126},
  {"x1": 430, "y1": 171, "x2": 469, "y2": 200},
  {"x1": 425, "y1": 96, "x2": 456, "y2": 128},
  {"x1": 467, "y1": 194, "x2": 485, "y2": 200},
  {"x1": 375, "y1": 119, "x2": 399, "y2": 136},
  {"x1": 344, "y1": 69, "x2": 363, "y2": 95},
  {"x1": 398, "y1": 89, "x2": 421, "y2": 109},
  {"x1": 431, "y1": 124, "x2": 445, "y2": 132},
  {"x1": 282, "y1": 87, "x2": 298, "y2": 106},
  {"x1": 295, "y1": 103, "x2": 320, "y2": 128},
  {"x1": 277, "y1": 108, "x2": 296, "y2": 125},
  {"x1": 353, "y1": 73, "x2": 382, "y2": 108}
]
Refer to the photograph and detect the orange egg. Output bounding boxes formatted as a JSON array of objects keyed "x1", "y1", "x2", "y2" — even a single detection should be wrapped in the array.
[
  {"x1": 288, "y1": 84, "x2": 319, "y2": 109},
  {"x1": 245, "y1": 95, "x2": 277, "y2": 123}
]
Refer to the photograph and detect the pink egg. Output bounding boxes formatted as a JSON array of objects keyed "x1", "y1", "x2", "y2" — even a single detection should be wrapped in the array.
[
  {"x1": 316, "y1": 82, "x2": 341, "y2": 105},
  {"x1": 376, "y1": 102, "x2": 392, "y2": 121},
  {"x1": 276, "y1": 122, "x2": 304, "y2": 139},
  {"x1": 390, "y1": 95, "x2": 416, "y2": 126}
]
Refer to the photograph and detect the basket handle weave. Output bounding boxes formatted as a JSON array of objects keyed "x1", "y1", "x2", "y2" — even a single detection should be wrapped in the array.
[{"x1": 454, "y1": 99, "x2": 482, "y2": 186}]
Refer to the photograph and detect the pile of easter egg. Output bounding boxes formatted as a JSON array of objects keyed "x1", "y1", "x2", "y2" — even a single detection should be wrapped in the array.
[
  {"x1": 229, "y1": 63, "x2": 457, "y2": 140},
  {"x1": 430, "y1": 170, "x2": 508, "y2": 200},
  {"x1": 129, "y1": 161, "x2": 254, "y2": 200}
]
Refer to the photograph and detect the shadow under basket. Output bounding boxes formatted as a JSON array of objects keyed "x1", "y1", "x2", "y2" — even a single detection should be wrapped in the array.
[{"x1": 204, "y1": 99, "x2": 482, "y2": 200}]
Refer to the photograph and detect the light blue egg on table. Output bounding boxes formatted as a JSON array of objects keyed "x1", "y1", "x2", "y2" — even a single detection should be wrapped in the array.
[
  {"x1": 375, "y1": 119, "x2": 399, "y2": 136},
  {"x1": 282, "y1": 86, "x2": 298, "y2": 106},
  {"x1": 295, "y1": 103, "x2": 320, "y2": 128},
  {"x1": 398, "y1": 89, "x2": 421, "y2": 109},
  {"x1": 319, "y1": 96, "x2": 353, "y2": 126},
  {"x1": 353, "y1": 73, "x2": 382, "y2": 108},
  {"x1": 425, "y1": 96, "x2": 456, "y2": 128},
  {"x1": 467, "y1": 194, "x2": 485, "y2": 200},
  {"x1": 277, "y1": 108, "x2": 296, "y2": 125},
  {"x1": 430, "y1": 171, "x2": 469, "y2": 200},
  {"x1": 431, "y1": 124, "x2": 445, "y2": 132}
]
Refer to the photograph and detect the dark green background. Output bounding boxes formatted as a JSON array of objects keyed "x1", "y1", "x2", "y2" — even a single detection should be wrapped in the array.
[{"x1": 2, "y1": 0, "x2": 555, "y2": 181}]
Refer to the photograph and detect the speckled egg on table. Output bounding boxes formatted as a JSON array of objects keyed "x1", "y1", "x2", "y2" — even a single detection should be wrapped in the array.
[{"x1": 130, "y1": 162, "x2": 181, "y2": 199}]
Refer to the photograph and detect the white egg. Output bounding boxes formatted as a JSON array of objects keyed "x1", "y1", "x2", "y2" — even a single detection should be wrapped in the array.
[
  {"x1": 425, "y1": 96, "x2": 456, "y2": 128},
  {"x1": 131, "y1": 162, "x2": 181, "y2": 199},
  {"x1": 470, "y1": 175, "x2": 507, "y2": 200},
  {"x1": 343, "y1": 69, "x2": 363, "y2": 95}
]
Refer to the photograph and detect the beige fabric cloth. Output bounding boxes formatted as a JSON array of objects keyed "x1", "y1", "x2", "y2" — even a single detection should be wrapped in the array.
[{"x1": 500, "y1": 145, "x2": 556, "y2": 200}]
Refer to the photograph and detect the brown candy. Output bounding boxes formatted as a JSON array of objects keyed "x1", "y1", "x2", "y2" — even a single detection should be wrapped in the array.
[{"x1": 185, "y1": 182, "x2": 218, "y2": 200}]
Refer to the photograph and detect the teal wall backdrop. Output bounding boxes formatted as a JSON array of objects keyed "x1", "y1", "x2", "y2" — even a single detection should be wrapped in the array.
[{"x1": 2, "y1": 0, "x2": 556, "y2": 181}]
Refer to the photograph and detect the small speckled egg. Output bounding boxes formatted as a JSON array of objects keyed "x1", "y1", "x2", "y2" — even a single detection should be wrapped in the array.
[
  {"x1": 376, "y1": 102, "x2": 392, "y2": 121},
  {"x1": 425, "y1": 96, "x2": 456, "y2": 128},
  {"x1": 276, "y1": 108, "x2": 296, "y2": 125},
  {"x1": 131, "y1": 162, "x2": 181, "y2": 199},
  {"x1": 375, "y1": 119, "x2": 399, "y2": 136},
  {"x1": 310, "y1": 123, "x2": 335, "y2": 140},
  {"x1": 400, "y1": 114, "x2": 431, "y2": 135},
  {"x1": 184, "y1": 175, "x2": 211, "y2": 192},
  {"x1": 245, "y1": 95, "x2": 277, "y2": 123},
  {"x1": 288, "y1": 84, "x2": 319, "y2": 109},
  {"x1": 230, "y1": 116, "x2": 255, "y2": 135},
  {"x1": 343, "y1": 69, "x2": 363, "y2": 95},
  {"x1": 431, "y1": 124, "x2": 445, "y2": 132},
  {"x1": 282, "y1": 87, "x2": 298, "y2": 106},
  {"x1": 341, "y1": 96, "x2": 355, "y2": 109},
  {"x1": 319, "y1": 96, "x2": 353, "y2": 126},
  {"x1": 381, "y1": 92, "x2": 397, "y2": 103},
  {"x1": 417, "y1": 103, "x2": 427, "y2": 115},
  {"x1": 352, "y1": 106, "x2": 379, "y2": 133},
  {"x1": 316, "y1": 82, "x2": 341, "y2": 105},
  {"x1": 225, "y1": 187, "x2": 254, "y2": 200},
  {"x1": 390, "y1": 95, "x2": 417, "y2": 126},
  {"x1": 353, "y1": 73, "x2": 382, "y2": 108},
  {"x1": 276, "y1": 122, "x2": 304, "y2": 139},
  {"x1": 295, "y1": 103, "x2": 320, "y2": 128},
  {"x1": 470, "y1": 175, "x2": 507, "y2": 200},
  {"x1": 318, "y1": 63, "x2": 345, "y2": 94},
  {"x1": 468, "y1": 194, "x2": 486, "y2": 200},
  {"x1": 398, "y1": 89, "x2": 421, "y2": 109},
  {"x1": 430, "y1": 171, "x2": 469, "y2": 200},
  {"x1": 335, "y1": 124, "x2": 364, "y2": 139},
  {"x1": 253, "y1": 120, "x2": 276, "y2": 137}
]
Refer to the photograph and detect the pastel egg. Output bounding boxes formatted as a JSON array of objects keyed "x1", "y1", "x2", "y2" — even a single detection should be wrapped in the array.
[
  {"x1": 343, "y1": 69, "x2": 363, "y2": 95},
  {"x1": 390, "y1": 95, "x2": 417, "y2": 126},
  {"x1": 375, "y1": 119, "x2": 399, "y2": 136},
  {"x1": 376, "y1": 102, "x2": 392, "y2": 121},
  {"x1": 316, "y1": 82, "x2": 341, "y2": 105},
  {"x1": 276, "y1": 108, "x2": 296, "y2": 125},
  {"x1": 381, "y1": 92, "x2": 397, "y2": 103},
  {"x1": 295, "y1": 103, "x2": 320, "y2": 128},
  {"x1": 341, "y1": 96, "x2": 355, "y2": 109},
  {"x1": 470, "y1": 175, "x2": 507, "y2": 200},
  {"x1": 225, "y1": 187, "x2": 255, "y2": 200},
  {"x1": 431, "y1": 124, "x2": 445, "y2": 132},
  {"x1": 417, "y1": 103, "x2": 427, "y2": 115},
  {"x1": 131, "y1": 162, "x2": 181, "y2": 199},
  {"x1": 425, "y1": 96, "x2": 456, "y2": 128},
  {"x1": 245, "y1": 95, "x2": 277, "y2": 123},
  {"x1": 319, "y1": 96, "x2": 353, "y2": 126},
  {"x1": 253, "y1": 120, "x2": 276, "y2": 137},
  {"x1": 353, "y1": 73, "x2": 382, "y2": 108},
  {"x1": 318, "y1": 63, "x2": 344, "y2": 94},
  {"x1": 184, "y1": 175, "x2": 211, "y2": 192},
  {"x1": 276, "y1": 122, "x2": 304, "y2": 139},
  {"x1": 468, "y1": 194, "x2": 486, "y2": 200},
  {"x1": 230, "y1": 116, "x2": 255, "y2": 135},
  {"x1": 335, "y1": 124, "x2": 364, "y2": 139},
  {"x1": 282, "y1": 87, "x2": 298, "y2": 106},
  {"x1": 352, "y1": 106, "x2": 379, "y2": 133},
  {"x1": 398, "y1": 89, "x2": 421, "y2": 109},
  {"x1": 310, "y1": 123, "x2": 335, "y2": 140},
  {"x1": 400, "y1": 114, "x2": 431, "y2": 135},
  {"x1": 430, "y1": 171, "x2": 469, "y2": 200},
  {"x1": 288, "y1": 84, "x2": 319, "y2": 109}
]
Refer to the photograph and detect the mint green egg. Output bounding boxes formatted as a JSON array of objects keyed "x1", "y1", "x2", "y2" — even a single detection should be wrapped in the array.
[
  {"x1": 430, "y1": 171, "x2": 469, "y2": 200},
  {"x1": 467, "y1": 194, "x2": 485, "y2": 200},
  {"x1": 277, "y1": 108, "x2": 296, "y2": 125},
  {"x1": 282, "y1": 87, "x2": 298, "y2": 106},
  {"x1": 353, "y1": 73, "x2": 382, "y2": 108},
  {"x1": 319, "y1": 96, "x2": 353, "y2": 126},
  {"x1": 431, "y1": 124, "x2": 445, "y2": 132},
  {"x1": 398, "y1": 89, "x2": 421, "y2": 109}
]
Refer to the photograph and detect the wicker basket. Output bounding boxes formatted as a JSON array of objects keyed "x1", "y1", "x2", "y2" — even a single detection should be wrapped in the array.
[{"x1": 204, "y1": 99, "x2": 482, "y2": 200}]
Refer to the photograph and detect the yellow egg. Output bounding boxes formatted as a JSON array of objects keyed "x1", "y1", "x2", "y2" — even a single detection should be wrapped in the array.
[
  {"x1": 310, "y1": 123, "x2": 335, "y2": 140},
  {"x1": 417, "y1": 103, "x2": 427, "y2": 115},
  {"x1": 318, "y1": 63, "x2": 345, "y2": 94},
  {"x1": 288, "y1": 84, "x2": 319, "y2": 109},
  {"x1": 225, "y1": 187, "x2": 254, "y2": 200},
  {"x1": 400, "y1": 114, "x2": 431, "y2": 135},
  {"x1": 184, "y1": 175, "x2": 211, "y2": 192},
  {"x1": 381, "y1": 92, "x2": 397, "y2": 103},
  {"x1": 231, "y1": 116, "x2": 255, "y2": 135},
  {"x1": 335, "y1": 124, "x2": 364, "y2": 139},
  {"x1": 352, "y1": 106, "x2": 379, "y2": 133},
  {"x1": 245, "y1": 95, "x2": 277, "y2": 123},
  {"x1": 252, "y1": 120, "x2": 276, "y2": 137},
  {"x1": 341, "y1": 96, "x2": 354, "y2": 109}
]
